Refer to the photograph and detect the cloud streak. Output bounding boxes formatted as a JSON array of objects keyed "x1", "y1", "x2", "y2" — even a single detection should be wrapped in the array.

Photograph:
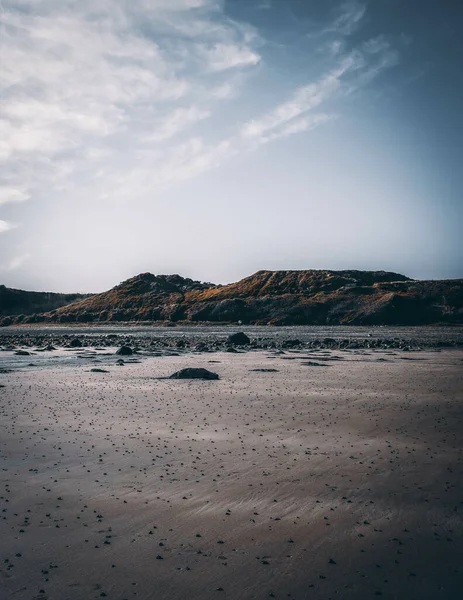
[
  {"x1": 240, "y1": 54, "x2": 361, "y2": 141},
  {"x1": 142, "y1": 107, "x2": 211, "y2": 143},
  {"x1": 332, "y1": 1, "x2": 367, "y2": 35}
]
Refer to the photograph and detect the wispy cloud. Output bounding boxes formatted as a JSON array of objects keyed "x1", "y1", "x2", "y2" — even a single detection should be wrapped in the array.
[
  {"x1": 0, "y1": 0, "x2": 261, "y2": 204},
  {"x1": 240, "y1": 54, "x2": 361, "y2": 141},
  {"x1": 197, "y1": 43, "x2": 261, "y2": 72},
  {"x1": 0, "y1": 187, "x2": 31, "y2": 205},
  {"x1": 307, "y1": 1, "x2": 368, "y2": 45},
  {"x1": 0, "y1": 0, "x2": 399, "y2": 224},
  {"x1": 331, "y1": 1, "x2": 367, "y2": 35},
  {"x1": 142, "y1": 107, "x2": 211, "y2": 143},
  {"x1": 0, "y1": 220, "x2": 16, "y2": 233},
  {"x1": 259, "y1": 113, "x2": 338, "y2": 145}
]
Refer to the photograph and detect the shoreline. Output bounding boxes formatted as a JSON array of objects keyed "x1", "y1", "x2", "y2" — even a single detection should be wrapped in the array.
[
  {"x1": 2, "y1": 321, "x2": 463, "y2": 328},
  {"x1": 1, "y1": 325, "x2": 463, "y2": 356}
]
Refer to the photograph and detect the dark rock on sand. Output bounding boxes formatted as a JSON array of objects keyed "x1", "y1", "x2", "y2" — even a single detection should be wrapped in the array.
[
  {"x1": 169, "y1": 368, "x2": 219, "y2": 380},
  {"x1": 69, "y1": 338, "x2": 83, "y2": 348},
  {"x1": 227, "y1": 332, "x2": 250, "y2": 345},
  {"x1": 116, "y1": 346, "x2": 133, "y2": 356},
  {"x1": 14, "y1": 349, "x2": 30, "y2": 356}
]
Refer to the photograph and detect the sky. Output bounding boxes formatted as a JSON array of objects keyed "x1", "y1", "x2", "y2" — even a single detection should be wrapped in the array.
[{"x1": 0, "y1": 0, "x2": 462, "y2": 293}]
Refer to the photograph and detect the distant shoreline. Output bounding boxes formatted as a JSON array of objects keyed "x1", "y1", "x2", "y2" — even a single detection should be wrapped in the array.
[
  {"x1": 1, "y1": 324, "x2": 462, "y2": 353},
  {"x1": 2, "y1": 321, "x2": 463, "y2": 329}
]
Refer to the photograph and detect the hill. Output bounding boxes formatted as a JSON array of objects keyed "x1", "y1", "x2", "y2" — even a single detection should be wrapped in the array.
[
  {"x1": 2, "y1": 269, "x2": 462, "y2": 326},
  {"x1": 7, "y1": 273, "x2": 215, "y2": 324},
  {"x1": 0, "y1": 285, "x2": 91, "y2": 321}
]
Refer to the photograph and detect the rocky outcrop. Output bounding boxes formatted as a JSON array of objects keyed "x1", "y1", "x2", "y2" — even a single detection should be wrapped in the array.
[{"x1": 1, "y1": 270, "x2": 462, "y2": 326}]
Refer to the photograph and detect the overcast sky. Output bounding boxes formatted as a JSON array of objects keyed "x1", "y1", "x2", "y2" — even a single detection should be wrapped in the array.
[{"x1": 1, "y1": 0, "x2": 462, "y2": 292}]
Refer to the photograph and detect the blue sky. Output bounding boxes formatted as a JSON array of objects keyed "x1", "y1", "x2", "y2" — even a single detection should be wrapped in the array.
[{"x1": 0, "y1": 0, "x2": 462, "y2": 292}]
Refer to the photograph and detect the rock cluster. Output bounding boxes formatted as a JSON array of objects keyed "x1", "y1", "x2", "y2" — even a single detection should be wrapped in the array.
[{"x1": 1, "y1": 331, "x2": 462, "y2": 357}]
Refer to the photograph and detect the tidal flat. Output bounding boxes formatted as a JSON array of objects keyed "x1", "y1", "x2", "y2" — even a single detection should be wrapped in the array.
[{"x1": 1, "y1": 328, "x2": 462, "y2": 599}]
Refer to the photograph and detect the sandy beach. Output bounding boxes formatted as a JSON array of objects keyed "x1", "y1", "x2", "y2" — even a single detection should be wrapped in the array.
[{"x1": 1, "y1": 347, "x2": 462, "y2": 600}]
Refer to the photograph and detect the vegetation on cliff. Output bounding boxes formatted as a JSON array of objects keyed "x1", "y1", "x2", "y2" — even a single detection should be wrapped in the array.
[{"x1": 2, "y1": 269, "x2": 461, "y2": 326}]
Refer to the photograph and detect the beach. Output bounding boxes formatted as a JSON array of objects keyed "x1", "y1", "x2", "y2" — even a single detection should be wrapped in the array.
[{"x1": 1, "y1": 345, "x2": 463, "y2": 599}]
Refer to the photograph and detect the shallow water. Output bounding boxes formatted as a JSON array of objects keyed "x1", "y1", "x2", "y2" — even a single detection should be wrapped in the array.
[{"x1": 0, "y1": 347, "x2": 121, "y2": 372}]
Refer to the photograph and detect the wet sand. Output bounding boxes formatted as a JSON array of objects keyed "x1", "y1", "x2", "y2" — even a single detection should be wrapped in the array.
[{"x1": 1, "y1": 349, "x2": 463, "y2": 600}]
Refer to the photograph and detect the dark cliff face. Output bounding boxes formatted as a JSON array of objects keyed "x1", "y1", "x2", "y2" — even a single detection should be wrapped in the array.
[
  {"x1": 1, "y1": 270, "x2": 462, "y2": 326},
  {"x1": 0, "y1": 285, "x2": 91, "y2": 319}
]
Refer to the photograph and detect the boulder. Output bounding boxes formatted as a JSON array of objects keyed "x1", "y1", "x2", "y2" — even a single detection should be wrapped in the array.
[
  {"x1": 116, "y1": 346, "x2": 133, "y2": 356},
  {"x1": 227, "y1": 332, "x2": 250, "y2": 345},
  {"x1": 69, "y1": 338, "x2": 83, "y2": 348},
  {"x1": 169, "y1": 368, "x2": 219, "y2": 380}
]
